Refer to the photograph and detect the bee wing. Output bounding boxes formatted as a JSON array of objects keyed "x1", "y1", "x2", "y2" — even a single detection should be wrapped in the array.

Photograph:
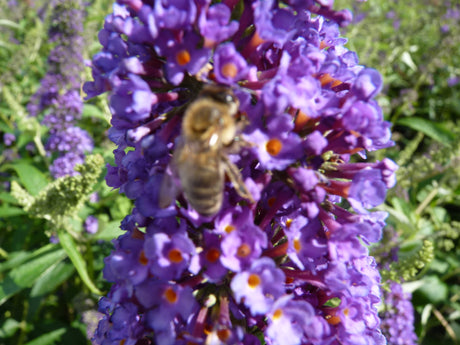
[
  {"x1": 158, "y1": 170, "x2": 178, "y2": 209},
  {"x1": 158, "y1": 139, "x2": 185, "y2": 209},
  {"x1": 221, "y1": 154, "x2": 254, "y2": 203}
]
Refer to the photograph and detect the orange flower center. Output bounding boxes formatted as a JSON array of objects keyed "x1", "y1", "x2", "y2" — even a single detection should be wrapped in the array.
[
  {"x1": 272, "y1": 308, "x2": 283, "y2": 320},
  {"x1": 268, "y1": 197, "x2": 276, "y2": 207},
  {"x1": 293, "y1": 238, "x2": 301, "y2": 252},
  {"x1": 206, "y1": 248, "x2": 220, "y2": 263},
  {"x1": 266, "y1": 138, "x2": 282, "y2": 156},
  {"x1": 217, "y1": 329, "x2": 231, "y2": 342},
  {"x1": 247, "y1": 273, "x2": 261, "y2": 288},
  {"x1": 176, "y1": 49, "x2": 191, "y2": 66},
  {"x1": 237, "y1": 244, "x2": 251, "y2": 258},
  {"x1": 225, "y1": 225, "x2": 235, "y2": 233},
  {"x1": 325, "y1": 314, "x2": 341, "y2": 325},
  {"x1": 168, "y1": 248, "x2": 183, "y2": 263},
  {"x1": 221, "y1": 62, "x2": 238, "y2": 79},
  {"x1": 164, "y1": 287, "x2": 178, "y2": 304},
  {"x1": 138, "y1": 250, "x2": 148, "y2": 265}
]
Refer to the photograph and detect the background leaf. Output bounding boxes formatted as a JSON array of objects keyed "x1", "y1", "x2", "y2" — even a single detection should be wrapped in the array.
[
  {"x1": 94, "y1": 220, "x2": 123, "y2": 241},
  {"x1": 11, "y1": 163, "x2": 48, "y2": 196},
  {"x1": 57, "y1": 231, "x2": 102, "y2": 295},
  {"x1": 397, "y1": 117, "x2": 456, "y2": 145},
  {"x1": 0, "y1": 206, "x2": 25, "y2": 217},
  {"x1": 23, "y1": 328, "x2": 67, "y2": 345},
  {"x1": 0, "y1": 248, "x2": 67, "y2": 304},
  {"x1": 30, "y1": 261, "x2": 75, "y2": 297}
]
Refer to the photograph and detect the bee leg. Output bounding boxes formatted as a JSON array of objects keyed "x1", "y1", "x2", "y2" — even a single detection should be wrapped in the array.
[
  {"x1": 223, "y1": 136, "x2": 254, "y2": 155},
  {"x1": 221, "y1": 154, "x2": 255, "y2": 203}
]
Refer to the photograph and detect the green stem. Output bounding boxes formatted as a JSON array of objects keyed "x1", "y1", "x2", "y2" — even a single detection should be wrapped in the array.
[{"x1": 415, "y1": 187, "x2": 438, "y2": 216}]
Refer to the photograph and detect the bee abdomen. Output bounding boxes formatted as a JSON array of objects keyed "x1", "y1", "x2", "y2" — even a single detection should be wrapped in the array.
[{"x1": 182, "y1": 166, "x2": 224, "y2": 216}]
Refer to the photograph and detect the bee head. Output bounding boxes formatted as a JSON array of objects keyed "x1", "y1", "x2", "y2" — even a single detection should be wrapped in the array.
[
  {"x1": 199, "y1": 85, "x2": 239, "y2": 111},
  {"x1": 181, "y1": 85, "x2": 239, "y2": 145},
  {"x1": 190, "y1": 109, "x2": 219, "y2": 133}
]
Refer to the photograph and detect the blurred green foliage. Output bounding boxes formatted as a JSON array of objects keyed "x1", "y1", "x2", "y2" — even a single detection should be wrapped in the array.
[
  {"x1": 0, "y1": 0, "x2": 459, "y2": 344},
  {"x1": 0, "y1": 1, "x2": 123, "y2": 344}
]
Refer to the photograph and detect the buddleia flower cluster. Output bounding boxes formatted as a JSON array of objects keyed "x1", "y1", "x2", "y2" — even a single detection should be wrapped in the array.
[
  {"x1": 373, "y1": 227, "x2": 418, "y2": 345},
  {"x1": 85, "y1": 0, "x2": 397, "y2": 344},
  {"x1": 380, "y1": 283, "x2": 417, "y2": 345},
  {"x1": 28, "y1": 0, "x2": 93, "y2": 178}
]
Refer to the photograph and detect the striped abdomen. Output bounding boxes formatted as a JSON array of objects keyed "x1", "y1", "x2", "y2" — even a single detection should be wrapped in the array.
[{"x1": 178, "y1": 151, "x2": 225, "y2": 217}]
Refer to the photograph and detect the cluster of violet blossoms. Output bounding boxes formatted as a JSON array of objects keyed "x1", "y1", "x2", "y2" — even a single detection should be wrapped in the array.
[
  {"x1": 85, "y1": 0, "x2": 397, "y2": 344},
  {"x1": 380, "y1": 283, "x2": 417, "y2": 345},
  {"x1": 28, "y1": 0, "x2": 93, "y2": 178}
]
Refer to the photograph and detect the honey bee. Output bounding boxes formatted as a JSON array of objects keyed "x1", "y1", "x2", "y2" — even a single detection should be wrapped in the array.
[{"x1": 161, "y1": 85, "x2": 254, "y2": 216}]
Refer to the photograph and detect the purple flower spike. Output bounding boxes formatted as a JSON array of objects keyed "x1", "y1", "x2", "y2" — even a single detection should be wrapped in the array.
[
  {"x1": 28, "y1": 0, "x2": 93, "y2": 178},
  {"x1": 380, "y1": 282, "x2": 418, "y2": 345},
  {"x1": 85, "y1": 0, "x2": 397, "y2": 343}
]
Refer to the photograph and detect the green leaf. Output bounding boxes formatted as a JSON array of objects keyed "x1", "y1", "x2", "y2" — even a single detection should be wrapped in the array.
[
  {"x1": 0, "y1": 192, "x2": 20, "y2": 203},
  {"x1": 390, "y1": 197, "x2": 414, "y2": 218},
  {"x1": 414, "y1": 276, "x2": 448, "y2": 304},
  {"x1": 82, "y1": 103, "x2": 110, "y2": 123},
  {"x1": 94, "y1": 220, "x2": 123, "y2": 241},
  {"x1": 323, "y1": 297, "x2": 341, "y2": 308},
  {"x1": 58, "y1": 231, "x2": 102, "y2": 295},
  {"x1": 0, "y1": 244, "x2": 56, "y2": 273},
  {"x1": 397, "y1": 117, "x2": 455, "y2": 145},
  {"x1": 0, "y1": 206, "x2": 25, "y2": 217},
  {"x1": 382, "y1": 197, "x2": 417, "y2": 234},
  {"x1": 0, "y1": 248, "x2": 67, "y2": 305},
  {"x1": 0, "y1": 318, "x2": 21, "y2": 338},
  {"x1": 0, "y1": 19, "x2": 21, "y2": 30},
  {"x1": 0, "y1": 276, "x2": 22, "y2": 306},
  {"x1": 0, "y1": 40, "x2": 14, "y2": 52},
  {"x1": 11, "y1": 163, "x2": 48, "y2": 196},
  {"x1": 428, "y1": 258, "x2": 449, "y2": 275},
  {"x1": 0, "y1": 123, "x2": 12, "y2": 132},
  {"x1": 8, "y1": 249, "x2": 67, "y2": 286},
  {"x1": 23, "y1": 328, "x2": 67, "y2": 345},
  {"x1": 30, "y1": 261, "x2": 75, "y2": 297}
]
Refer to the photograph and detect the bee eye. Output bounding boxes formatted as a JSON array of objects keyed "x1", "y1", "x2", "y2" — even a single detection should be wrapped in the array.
[
  {"x1": 210, "y1": 92, "x2": 229, "y2": 104},
  {"x1": 224, "y1": 94, "x2": 235, "y2": 104},
  {"x1": 217, "y1": 92, "x2": 235, "y2": 105},
  {"x1": 209, "y1": 90, "x2": 235, "y2": 105}
]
